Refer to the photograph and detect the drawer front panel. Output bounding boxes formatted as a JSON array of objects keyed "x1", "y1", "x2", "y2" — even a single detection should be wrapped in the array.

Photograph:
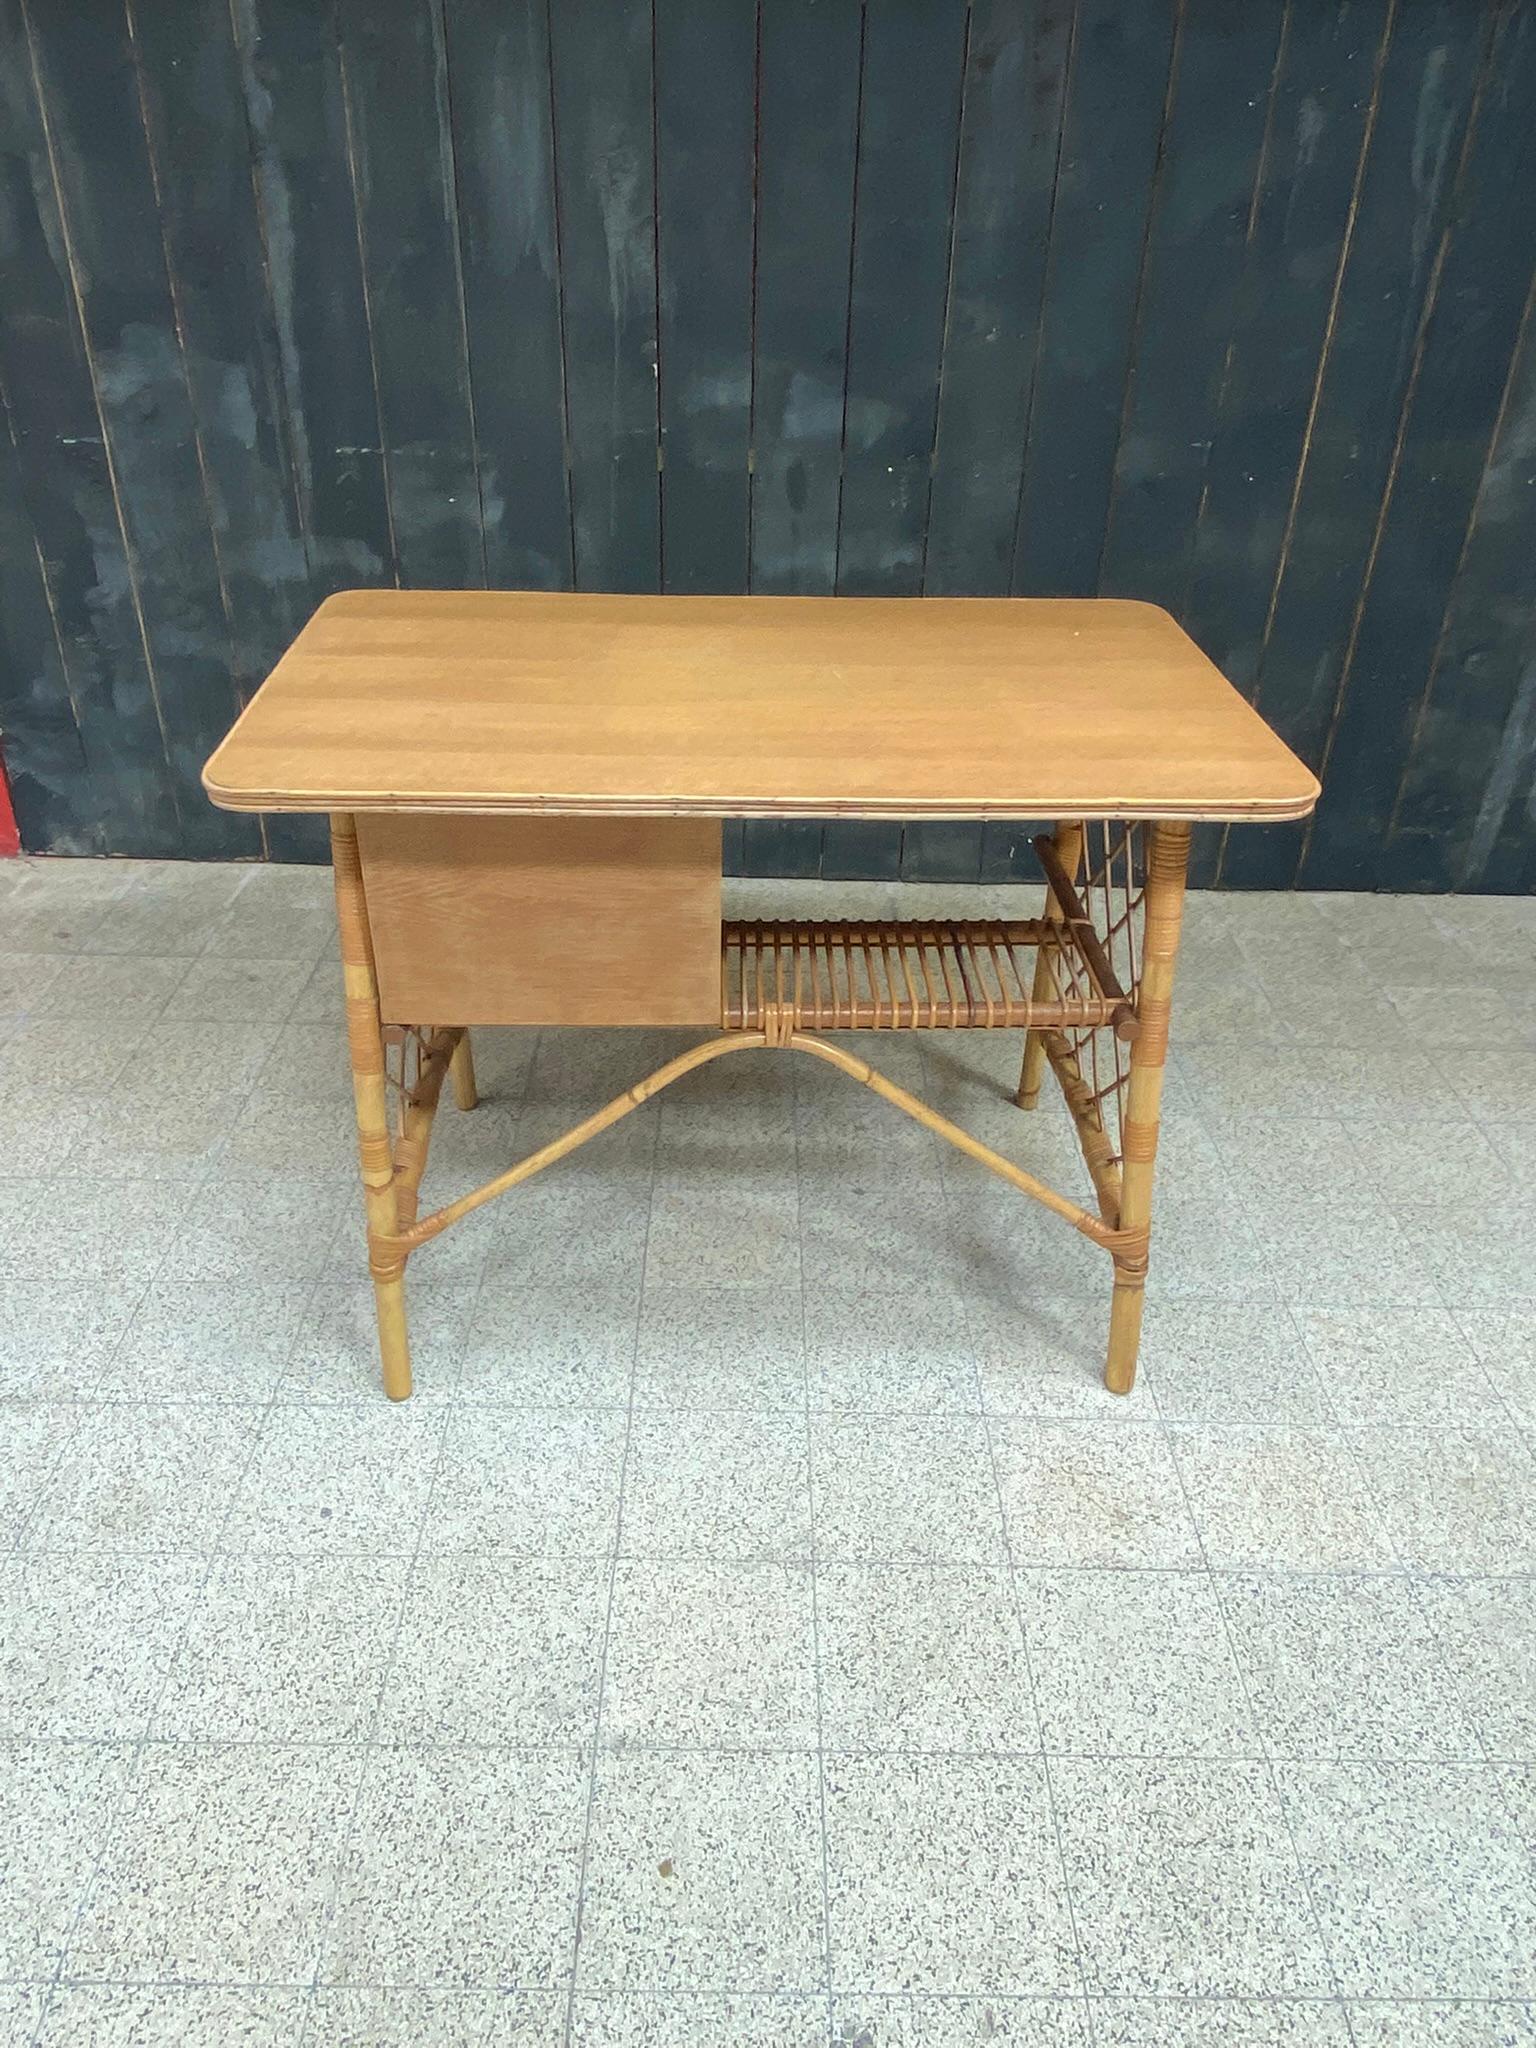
[{"x1": 355, "y1": 815, "x2": 721, "y2": 1027}]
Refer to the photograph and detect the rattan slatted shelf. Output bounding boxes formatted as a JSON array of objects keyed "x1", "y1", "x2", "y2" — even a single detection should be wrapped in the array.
[{"x1": 720, "y1": 918, "x2": 1130, "y2": 1034}]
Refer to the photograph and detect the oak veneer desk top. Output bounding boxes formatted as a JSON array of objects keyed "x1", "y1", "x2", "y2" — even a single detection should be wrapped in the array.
[{"x1": 203, "y1": 589, "x2": 1318, "y2": 823}]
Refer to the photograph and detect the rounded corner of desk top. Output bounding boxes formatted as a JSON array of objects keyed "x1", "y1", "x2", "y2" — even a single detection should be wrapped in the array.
[
  {"x1": 1251, "y1": 777, "x2": 1322, "y2": 825},
  {"x1": 200, "y1": 759, "x2": 255, "y2": 814}
]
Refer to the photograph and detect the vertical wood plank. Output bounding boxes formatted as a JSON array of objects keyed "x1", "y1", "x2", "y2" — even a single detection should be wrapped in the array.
[
  {"x1": 1380, "y1": 273, "x2": 1536, "y2": 890},
  {"x1": 1301, "y1": 0, "x2": 1536, "y2": 889},
  {"x1": 1225, "y1": 0, "x2": 1492, "y2": 887},
  {"x1": 748, "y1": 0, "x2": 862, "y2": 876},
  {"x1": 234, "y1": 0, "x2": 395, "y2": 592},
  {"x1": 547, "y1": 0, "x2": 661, "y2": 593},
  {"x1": 21, "y1": 0, "x2": 259, "y2": 857},
  {"x1": 937, "y1": 0, "x2": 1074, "y2": 880},
  {"x1": 980, "y1": 818, "x2": 1053, "y2": 885},
  {"x1": 129, "y1": 0, "x2": 324, "y2": 859},
  {"x1": 1010, "y1": 0, "x2": 1179, "y2": 597},
  {"x1": 899, "y1": 822, "x2": 984, "y2": 885},
  {"x1": 1184, "y1": 0, "x2": 1392, "y2": 679},
  {"x1": 1477, "y1": 664, "x2": 1536, "y2": 895},
  {"x1": 127, "y1": 0, "x2": 310, "y2": 673},
  {"x1": 819, "y1": 818, "x2": 902, "y2": 883},
  {"x1": 827, "y1": 0, "x2": 969, "y2": 884},
  {"x1": 750, "y1": 0, "x2": 861, "y2": 600},
  {"x1": 924, "y1": 0, "x2": 1073, "y2": 600},
  {"x1": 654, "y1": 0, "x2": 755, "y2": 594},
  {"x1": 1180, "y1": 0, "x2": 1389, "y2": 887},
  {"x1": 833, "y1": 0, "x2": 969, "y2": 600},
  {"x1": 1098, "y1": 0, "x2": 1286, "y2": 606},
  {"x1": 0, "y1": 0, "x2": 181, "y2": 854},
  {"x1": 741, "y1": 819, "x2": 822, "y2": 880},
  {"x1": 443, "y1": 0, "x2": 572, "y2": 591},
  {"x1": 721, "y1": 818, "x2": 748, "y2": 876},
  {"x1": 337, "y1": 0, "x2": 483, "y2": 589},
  {"x1": 0, "y1": 368, "x2": 88, "y2": 852}
]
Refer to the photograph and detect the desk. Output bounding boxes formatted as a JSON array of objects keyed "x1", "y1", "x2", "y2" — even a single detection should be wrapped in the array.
[{"x1": 204, "y1": 590, "x2": 1317, "y2": 1401}]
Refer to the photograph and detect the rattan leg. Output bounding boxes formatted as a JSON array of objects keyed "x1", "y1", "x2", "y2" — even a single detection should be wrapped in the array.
[
  {"x1": 369, "y1": 1264, "x2": 411, "y2": 1402},
  {"x1": 1017, "y1": 819, "x2": 1084, "y2": 1109},
  {"x1": 331, "y1": 811, "x2": 413, "y2": 1402},
  {"x1": 1103, "y1": 819, "x2": 1190, "y2": 1394},
  {"x1": 1106, "y1": 1261, "x2": 1147, "y2": 1389},
  {"x1": 449, "y1": 1029, "x2": 478, "y2": 1110}
]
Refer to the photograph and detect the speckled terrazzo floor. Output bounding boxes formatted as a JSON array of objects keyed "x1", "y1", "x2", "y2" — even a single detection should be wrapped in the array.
[{"x1": 2, "y1": 854, "x2": 1536, "y2": 2048}]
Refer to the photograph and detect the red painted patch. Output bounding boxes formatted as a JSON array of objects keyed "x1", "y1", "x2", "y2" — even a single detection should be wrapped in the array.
[{"x1": 0, "y1": 747, "x2": 18, "y2": 857}]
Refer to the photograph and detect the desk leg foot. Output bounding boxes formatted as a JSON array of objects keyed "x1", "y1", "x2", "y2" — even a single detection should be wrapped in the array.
[
  {"x1": 372, "y1": 1262, "x2": 413, "y2": 1401},
  {"x1": 450, "y1": 1029, "x2": 478, "y2": 1111},
  {"x1": 1014, "y1": 1050, "x2": 1044, "y2": 1112},
  {"x1": 1105, "y1": 1263, "x2": 1145, "y2": 1395}
]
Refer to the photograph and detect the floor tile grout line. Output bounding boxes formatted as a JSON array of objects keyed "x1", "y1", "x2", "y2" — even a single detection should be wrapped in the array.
[
  {"x1": 3, "y1": 1733, "x2": 1529, "y2": 1766},
  {"x1": 86, "y1": 988, "x2": 471, "y2": 2007},
  {"x1": 294, "y1": 1296, "x2": 461, "y2": 2017},
  {"x1": 16, "y1": 1386, "x2": 1536, "y2": 1439},
  {"x1": 12, "y1": 930, "x2": 327, "y2": 1200},
  {"x1": 1263, "y1": 1299, "x2": 1344, "y2": 1432},
  {"x1": 28, "y1": 1973, "x2": 1536, "y2": 2006},
  {"x1": 940, "y1": 1094, "x2": 1097, "y2": 2025},
  {"x1": 4, "y1": 1395, "x2": 103, "y2": 1561},
  {"x1": 9, "y1": 1983, "x2": 1536, "y2": 2021},
  {"x1": 1386, "y1": 1549, "x2": 1530, "y2": 1837},
  {"x1": 1291, "y1": 1304, "x2": 1523, "y2": 1437},
  {"x1": 559, "y1": 1080, "x2": 658, "y2": 2048},
  {"x1": 23, "y1": 950, "x2": 198, "y2": 1032},
  {"x1": 1332, "y1": 1394, "x2": 1495, "y2": 1580},
  {"x1": 18, "y1": 1539, "x2": 1536, "y2": 1583},
  {"x1": 1442, "y1": 1296, "x2": 1532, "y2": 1441},
  {"x1": 975, "y1": 1392, "x2": 1098, "y2": 2023},
  {"x1": 792, "y1": 1050, "x2": 838, "y2": 2039},
  {"x1": 37, "y1": 1253, "x2": 319, "y2": 2019},
  {"x1": 64, "y1": 929, "x2": 241, "y2": 1155},
  {"x1": 282, "y1": 1015, "x2": 544, "y2": 2008},
  {"x1": 1377, "y1": 1486, "x2": 1536, "y2": 1881},
  {"x1": 0, "y1": 866, "x2": 142, "y2": 971},
  {"x1": 10, "y1": 1050, "x2": 313, "y2": 1553},
  {"x1": 1162, "y1": 1422, "x2": 1354, "y2": 2032}
]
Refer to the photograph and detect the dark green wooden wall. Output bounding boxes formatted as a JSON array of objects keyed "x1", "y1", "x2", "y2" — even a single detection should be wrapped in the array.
[{"x1": 2, "y1": 0, "x2": 1534, "y2": 890}]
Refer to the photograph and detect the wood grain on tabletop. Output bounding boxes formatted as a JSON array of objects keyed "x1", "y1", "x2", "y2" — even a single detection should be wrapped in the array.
[{"x1": 202, "y1": 589, "x2": 1319, "y2": 823}]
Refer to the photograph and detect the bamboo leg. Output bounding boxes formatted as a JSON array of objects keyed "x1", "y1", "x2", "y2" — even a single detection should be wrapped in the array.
[
  {"x1": 1017, "y1": 819, "x2": 1084, "y2": 1108},
  {"x1": 331, "y1": 812, "x2": 412, "y2": 1402},
  {"x1": 449, "y1": 1028, "x2": 478, "y2": 1110},
  {"x1": 1104, "y1": 820, "x2": 1190, "y2": 1395}
]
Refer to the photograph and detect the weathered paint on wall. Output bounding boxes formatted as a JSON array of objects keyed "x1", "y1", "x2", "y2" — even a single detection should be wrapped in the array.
[{"x1": 0, "y1": 0, "x2": 1532, "y2": 891}]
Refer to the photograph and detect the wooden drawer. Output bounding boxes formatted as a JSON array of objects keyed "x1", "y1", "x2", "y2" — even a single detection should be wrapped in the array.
[{"x1": 355, "y1": 815, "x2": 721, "y2": 1027}]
